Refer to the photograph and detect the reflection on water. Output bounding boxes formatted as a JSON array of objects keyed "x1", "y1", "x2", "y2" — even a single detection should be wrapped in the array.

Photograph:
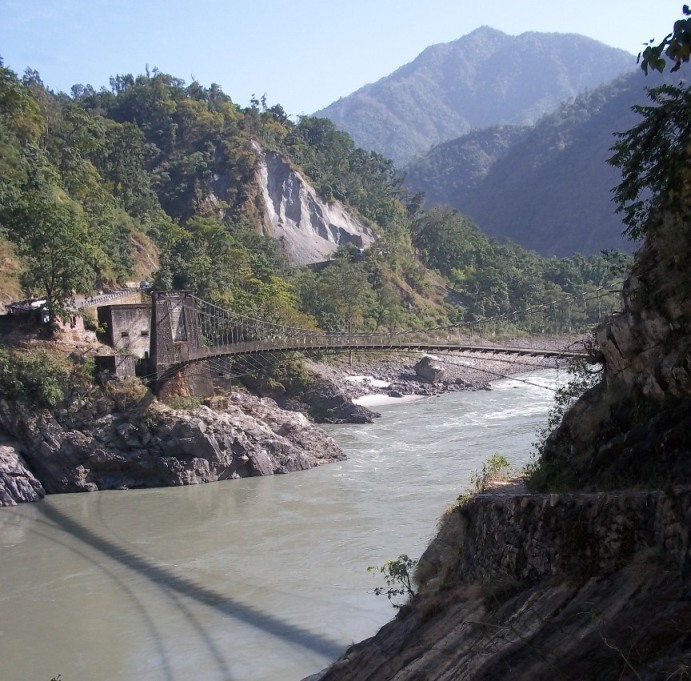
[{"x1": 0, "y1": 369, "x2": 561, "y2": 681}]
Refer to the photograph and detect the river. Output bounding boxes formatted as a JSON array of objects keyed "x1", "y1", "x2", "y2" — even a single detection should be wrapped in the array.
[{"x1": 0, "y1": 368, "x2": 562, "y2": 681}]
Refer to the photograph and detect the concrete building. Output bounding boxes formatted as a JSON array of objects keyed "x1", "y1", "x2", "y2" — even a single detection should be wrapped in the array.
[{"x1": 97, "y1": 303, "x2": 152, "y2": 359}]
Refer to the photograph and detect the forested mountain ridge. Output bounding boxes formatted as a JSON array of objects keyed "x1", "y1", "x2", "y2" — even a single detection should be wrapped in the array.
[
  {"x1": 0, "y1": 60, "x2": 625, "y2": 335},
  {"x1": 405, "y1": 70, "x2": 668, "y2": 256},
  {"x1": 314, "y1": 27, "x2": 635, "y2": 166},
  {"x1": 403, "y1": 124, "x2": 530, "y2": 207}
]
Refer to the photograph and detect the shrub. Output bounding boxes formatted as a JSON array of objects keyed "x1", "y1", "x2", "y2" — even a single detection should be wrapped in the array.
[
  {"x1": 167, "y1": 395, "x2": 202, "y2": 410},
  {"x1": 0, "y1": 348, "x2": 68, "y2": 407},
  {"x1": 470, "y1": 453, "x2": 512, "y2": 492},
  {"x1": 367, "y1": 554, "x2": 418, "y2": 608}
]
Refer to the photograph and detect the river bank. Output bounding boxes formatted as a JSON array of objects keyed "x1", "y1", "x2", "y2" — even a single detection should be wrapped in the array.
[{"x1": 307, "y1": 350, "x2": 558, "y2": 404}]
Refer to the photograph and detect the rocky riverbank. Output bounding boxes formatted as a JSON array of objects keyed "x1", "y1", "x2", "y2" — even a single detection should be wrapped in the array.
[
  {"x1": 0, "y1": 387, "x2": 345, "y2": 506},
  {"x1": 309, "y1": 483, "x2": 691, "y2": 681},
  {"x1": 0, "y1": 345, "x2": 559, "y2": 506},
  {"x1": 307, "y1": 351, "x2": 556, "y2": 402}
]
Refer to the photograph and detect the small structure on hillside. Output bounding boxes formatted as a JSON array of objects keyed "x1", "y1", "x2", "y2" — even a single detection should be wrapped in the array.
[
  {"x1": 3, "y1": 297, "x2": 86, "y2": 336},
  {"x1": 6, "y1": 297, "x2": 47, "y2": 315},
  {"x1": 97, "y1": 303, "x2": 152, "y2": 359}
]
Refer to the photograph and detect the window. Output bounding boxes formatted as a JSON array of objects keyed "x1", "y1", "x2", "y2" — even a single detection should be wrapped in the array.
[{"x1": 120, "y1": 331, "x2": 130, "y2": 338}]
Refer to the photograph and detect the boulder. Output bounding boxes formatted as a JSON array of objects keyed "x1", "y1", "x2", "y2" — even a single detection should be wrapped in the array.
[{"x1": 414, "y1": 356, "x2": 445, "y2": 383}]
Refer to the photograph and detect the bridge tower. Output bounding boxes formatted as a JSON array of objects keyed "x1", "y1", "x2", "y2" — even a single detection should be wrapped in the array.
[{"x1": 150, "y1": 291, "x2": 214, "y2": 400}]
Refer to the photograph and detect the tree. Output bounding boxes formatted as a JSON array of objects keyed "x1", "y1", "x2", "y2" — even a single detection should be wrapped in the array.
[
  {"x1": 316, "y1": 259, "x2": 373, "y2": 332},
  {"x1": 411, "y1": 207, "x2": 483, "y2": 278},
  {"x1": 367, "y1": 555, "x2": 418, "y2": 608},
  {"x1": 610, "y1": 6, "x2": 691, "y2": 240},
  {"x1": 5, "y1": 191, "x2": 99, "y2": 328}
]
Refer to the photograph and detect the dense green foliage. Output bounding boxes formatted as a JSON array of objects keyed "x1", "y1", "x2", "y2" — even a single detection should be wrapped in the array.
[
  {"x1": 410, "y1": 207, "x2": 626, "y2": 320},
  {"x1": 0, "y1": 58, "x2": 627, "y2": 338},
  {"x1": 0, "y1": 347, "x2": 91, "y2": 407},
  {"x1": 610, "y1": 7, "x2": 691, "y2": 239}
]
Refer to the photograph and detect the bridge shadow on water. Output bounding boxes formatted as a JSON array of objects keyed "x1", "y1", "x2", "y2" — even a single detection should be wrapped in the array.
[{"x1": 38, "y1": 502, "x2": 346, "y2": 678}]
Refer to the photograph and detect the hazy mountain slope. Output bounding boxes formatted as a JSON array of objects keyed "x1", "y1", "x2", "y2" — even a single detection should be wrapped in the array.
[
  {"x1": 315, "y1": 27, "x2": 635, "y2": 165},
  {"x1": 403, "y1": 124, "x2": 530, "y2": 206},
  {"x1": 407, "y1": 71, "x2": 659, "y2": 256}
]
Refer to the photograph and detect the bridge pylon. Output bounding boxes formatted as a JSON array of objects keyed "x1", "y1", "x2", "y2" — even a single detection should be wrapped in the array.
[{"x1": 150, "y1": 291, "x2": 214, "y2": 400}]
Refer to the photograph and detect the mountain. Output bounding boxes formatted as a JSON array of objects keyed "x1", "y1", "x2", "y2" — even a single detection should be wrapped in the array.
[
  {"x1": 0, "y1": 62, "x2": 626, "y2": 332},
  {"x1": 314, "y1": 27, "x2": 635, "y2": 166},
  {"x1": 403, "y1": 124, "x2": 531, "y2": 207},
  {"x1": 405, "y1": 70, "x2": 664, "y2": 256}
]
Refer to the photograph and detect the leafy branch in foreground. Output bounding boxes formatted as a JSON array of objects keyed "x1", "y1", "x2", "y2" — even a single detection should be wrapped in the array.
[
  {"x1": 637, "y1": 5, "x2": 691, "y2": 75},
  {"x1": 610, "y1": 5, "x2": 691, "y2": 241},
  {"x1": 367, "y1": 554, "x2": 418, "y2": 608}
]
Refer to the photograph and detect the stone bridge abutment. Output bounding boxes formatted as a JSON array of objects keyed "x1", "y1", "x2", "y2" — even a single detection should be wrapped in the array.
[{"x1": 150, "y1": 291, "x2": 214, "y2": 400}]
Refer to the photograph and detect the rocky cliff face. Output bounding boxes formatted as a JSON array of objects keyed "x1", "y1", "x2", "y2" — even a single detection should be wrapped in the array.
[
  {"x1": 314, "y1": 485, "x2": 690, "y2": 680},
  {"x1": 255, "y1": 144, "x2": 377, "y2": 264},
  {"x1": 539, "y1": 198, "x2": 691, "y2": 491},
  {"x1": 0, "y1": 389, "x2": 344, "y2": 505}
]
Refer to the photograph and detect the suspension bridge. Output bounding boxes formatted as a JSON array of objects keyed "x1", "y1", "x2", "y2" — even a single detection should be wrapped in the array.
[{"x1": 148, "y1": 289, "x2": 616, "y2": 395}]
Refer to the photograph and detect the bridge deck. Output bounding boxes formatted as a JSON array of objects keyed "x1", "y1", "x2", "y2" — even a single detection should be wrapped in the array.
[{"x1": 162, "y1": 340, "x2": 587, "y2": 369}]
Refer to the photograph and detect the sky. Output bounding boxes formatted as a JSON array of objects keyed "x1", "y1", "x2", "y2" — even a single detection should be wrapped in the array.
[{"x1": 0, "y1": 0, "x2": 685, "y2": 116}]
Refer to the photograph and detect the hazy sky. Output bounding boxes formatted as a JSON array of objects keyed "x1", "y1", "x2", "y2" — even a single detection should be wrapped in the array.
[{"x1": 0, "y1": 0, "x2": 684, "y2": 115}]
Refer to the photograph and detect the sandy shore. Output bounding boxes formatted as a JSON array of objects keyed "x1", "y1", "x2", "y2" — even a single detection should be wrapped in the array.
[{"x1": 353, "y1": 393, "x2": 426, "y2": 407}]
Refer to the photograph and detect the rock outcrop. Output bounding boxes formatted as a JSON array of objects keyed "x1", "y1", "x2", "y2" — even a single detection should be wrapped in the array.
[
  {"x1": 0, "y1": 391, "x2": 344, "y2": 503},
  {"x1": 255, "y1": 144, "x2": 377, "y2": 264},
  {"x1": 539, "y1": 199, "x2": 691, "y2": 491},
  {"x1": 0, "y1": 436, "x2": 45, "y2": 505},
  {"x1": 240, "y1": 366, "x2": 380, "y2": 424},
  {"x1": 313, "y1": 485, "x2": 690, "y2": 680}
]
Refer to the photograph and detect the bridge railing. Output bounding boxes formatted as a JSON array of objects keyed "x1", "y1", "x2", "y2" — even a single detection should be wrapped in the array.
[{"x1": 185, "y1": 291, "x2": 610, "y2": 362}]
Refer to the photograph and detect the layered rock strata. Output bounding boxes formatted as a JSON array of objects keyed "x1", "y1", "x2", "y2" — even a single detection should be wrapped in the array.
[{"x1": 0, "y1": 436, "x2": 45, "y2": 505}]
